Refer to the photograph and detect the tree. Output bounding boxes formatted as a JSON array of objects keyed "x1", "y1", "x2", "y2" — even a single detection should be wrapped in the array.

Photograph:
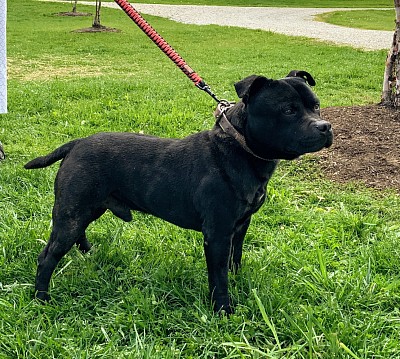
[
  {"x1": 93, "y1": 0, "x2": 102, "y2": 28},
  {"x1": 381, "y1": 0, "x2": 400, "y2": 107},
  {"x1": 71, "y1": 0, "x2": 78, "y2": 13},
  {"x1": 73, "y1": 0, "x2": 119, "y2": 33},
  {"x1": 57, "y1": 0, "x2": 91, "y2": 17}
]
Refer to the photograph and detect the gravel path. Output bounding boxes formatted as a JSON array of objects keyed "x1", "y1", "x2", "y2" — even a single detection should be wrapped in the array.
[{"x1": 91, "y1": 2, "x2": 392, "y2": 51}]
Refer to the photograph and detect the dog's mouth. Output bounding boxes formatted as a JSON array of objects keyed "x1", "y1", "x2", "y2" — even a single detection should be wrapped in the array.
[
  {"x1": 288, "y1": 130, "x2": 333, "y2": 156},
  {"x1": 320, "y1": 129, "x2": 334, "y2": 151},
  {"x1": 325, "y1": 130, "x2": 334, "y2": 148}
]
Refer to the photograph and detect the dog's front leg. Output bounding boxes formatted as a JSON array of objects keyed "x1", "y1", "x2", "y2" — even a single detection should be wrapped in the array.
[
  {"x1": 230, "y1": 218, "x2": 251, "y2": 274},
  {"x1": 203, "y1": 232, "x2": 233, "y2": 314}
]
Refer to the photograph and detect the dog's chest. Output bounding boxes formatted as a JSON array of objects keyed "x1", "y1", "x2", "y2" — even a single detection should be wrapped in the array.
[
  {"x1": 239, "y1": 184, "x2": 267, "y2": 217},
  {"x1": 250, "y1": 186, "x2": 266, "y2": 213},
  {"x1": 246, "y1": 161, "x2": 278, "y2": 213},
  {"x1": 236, "y1": 186, "x2": 267, "y2": 228}
]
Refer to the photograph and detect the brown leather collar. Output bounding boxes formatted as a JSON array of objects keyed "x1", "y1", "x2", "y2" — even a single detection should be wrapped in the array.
[{"x1": 214, "y1": 101, "x2": 273, "y2": 162}]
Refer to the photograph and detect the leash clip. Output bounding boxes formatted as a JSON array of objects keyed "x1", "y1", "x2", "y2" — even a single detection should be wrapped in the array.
[
  {"x1": 214, "y1": 100, "x2": 235, "y2": 120},
  {"x1": 196, "y1": 81, "x2": 221, "y2": 103}
]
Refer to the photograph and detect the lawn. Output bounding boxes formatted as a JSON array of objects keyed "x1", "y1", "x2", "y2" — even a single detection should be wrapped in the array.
[
  {"x1": 1, "y1": 0, "x2": 400, "y2": 358},
  {"x1": 316, "y1": 9, "x2": 396, "y2": 31}
]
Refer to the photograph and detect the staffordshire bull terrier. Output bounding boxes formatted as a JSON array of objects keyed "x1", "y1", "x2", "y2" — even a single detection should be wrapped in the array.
[{"x1": 25, "y1": 70, "x2": 333, "y2": 314}]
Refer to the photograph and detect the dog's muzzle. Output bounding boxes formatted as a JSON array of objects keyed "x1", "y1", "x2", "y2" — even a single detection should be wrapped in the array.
[{"x1": 314, "y1": 120, "x2": 333, "y2": 148}]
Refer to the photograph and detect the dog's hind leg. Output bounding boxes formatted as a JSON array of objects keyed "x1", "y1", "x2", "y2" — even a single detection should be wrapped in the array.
[
  {"x1": 75, "y1": 208, "x2": 106, "y2": 253},
  {"x1": 35, "y1": 208, "x2": 104, "y2": 302},
  {"x1": 35, "y1": 226, "x2": 81, "y2": 302},
  {"x1": 75, "y1": 234, "x2": 92, "y2": 253}
]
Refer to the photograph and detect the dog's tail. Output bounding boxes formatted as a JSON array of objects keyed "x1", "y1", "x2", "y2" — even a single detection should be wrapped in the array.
[{"x1": 24, "y1": 139, "x2": 80, "y2": 169}]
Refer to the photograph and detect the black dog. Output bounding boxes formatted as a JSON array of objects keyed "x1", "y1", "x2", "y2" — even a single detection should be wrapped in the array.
[{"x1": 25, "y1": 71, "x2": 333, "y2": 314}]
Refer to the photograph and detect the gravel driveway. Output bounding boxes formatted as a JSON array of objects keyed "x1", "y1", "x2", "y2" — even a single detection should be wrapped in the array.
[{"x1": 92, "y1": 2, "x2": 392, "y2": 51}]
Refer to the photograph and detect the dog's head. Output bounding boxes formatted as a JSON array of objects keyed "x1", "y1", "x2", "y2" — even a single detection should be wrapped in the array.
[{"x1": 234, "y1": 70, "x2": 333, "y2": 160}]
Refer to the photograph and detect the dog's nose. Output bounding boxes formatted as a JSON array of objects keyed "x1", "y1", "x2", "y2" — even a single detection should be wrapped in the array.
[{"x1": 315, "y1": 120, "x2": 331, "y2": 133}]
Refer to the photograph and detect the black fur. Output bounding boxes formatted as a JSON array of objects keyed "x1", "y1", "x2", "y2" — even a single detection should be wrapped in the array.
[{"x1": 25, "y1": 71, "x2": 333, "y2": 314}]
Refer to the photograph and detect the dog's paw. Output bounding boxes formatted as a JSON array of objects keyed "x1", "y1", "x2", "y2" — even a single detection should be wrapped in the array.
[
  {"x1": 35, "y1": 290, "x2": 51, "y2": 303},
  {"x1": 214, "y1": 299, "x2": 234, "y2": 316},
  {"x1": 229, "y1": 261, "x2": 241, "y2": 274},
  {"x1": 76, "y1": 238, "x2": 92, "y2": 253}
]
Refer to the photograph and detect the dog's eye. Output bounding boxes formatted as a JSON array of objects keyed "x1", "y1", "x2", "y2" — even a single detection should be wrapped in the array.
[
  {"x1": 314, "y1": 104, "x2": 320, "y2": 111},
  {"x1": 283, "y1": 106, "x2": 296, "y2": 115}
]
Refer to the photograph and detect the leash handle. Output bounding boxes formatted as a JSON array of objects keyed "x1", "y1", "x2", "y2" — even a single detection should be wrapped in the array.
[{"x1": 114, "y1": 0, "x2": 220, "y2": 102}]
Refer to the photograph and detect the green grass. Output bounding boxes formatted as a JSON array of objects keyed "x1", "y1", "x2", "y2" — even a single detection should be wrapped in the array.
[
  {"x1": 1, "y1": 0, "x2": 400, "y2": 357},
  {"x1": 317, "y1": 9, "x2": 396, "y2": 31}
]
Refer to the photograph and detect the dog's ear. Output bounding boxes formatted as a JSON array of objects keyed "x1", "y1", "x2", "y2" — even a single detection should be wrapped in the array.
[
  {"x1": 234, "y1": 75, "x2": 269, "y2": 105},
  {"x1": 286, "y1": 70, "x2": 316, "y2": 86}
]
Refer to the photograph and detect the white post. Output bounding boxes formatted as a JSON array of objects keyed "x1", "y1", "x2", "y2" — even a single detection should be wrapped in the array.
[{"x1": 0, "y1": 0, "x2": 6, "y2": 114}]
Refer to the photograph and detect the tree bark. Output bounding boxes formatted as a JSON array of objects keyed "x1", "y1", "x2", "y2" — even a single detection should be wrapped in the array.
[
  {"x1": 72, "y1": 0, "x2": 77, "y2": 13},
  {"x1": 381, "y1": 0, "x2": 400, "y2": 106},
  {"x1": 93, "y1": 0, "x2": 101, "y2": 28}
]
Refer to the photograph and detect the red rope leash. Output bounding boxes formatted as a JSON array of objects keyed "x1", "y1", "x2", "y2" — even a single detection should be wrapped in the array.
[{"x1": 114, "y1": 0, "x2": 220, "y2": 102}]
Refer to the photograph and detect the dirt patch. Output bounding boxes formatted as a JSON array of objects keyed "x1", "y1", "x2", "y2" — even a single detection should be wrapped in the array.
[
  {"x1": 317, "y1": 105, "x2": 400, "y2": 192},
  {"x1": 55, "y1": 12, "x2": 92, "y2": 17},
  {"x1": 7, "y1": 57, "x2": 104, "y2": 81},
  {"x1": 73, "y1": 25, "x2": 121, "y2": 33}
]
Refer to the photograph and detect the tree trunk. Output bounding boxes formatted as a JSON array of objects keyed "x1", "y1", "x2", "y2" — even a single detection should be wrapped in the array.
[
  {"x1": 381, "y1": 0, "x2": 400, "y2": 106},
  {"x1": 93, "y1": 0, "x2": 101, "y2": 28},
  {"x1": 72, "y1": 0, "x2": 77, "y2": 13}
]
